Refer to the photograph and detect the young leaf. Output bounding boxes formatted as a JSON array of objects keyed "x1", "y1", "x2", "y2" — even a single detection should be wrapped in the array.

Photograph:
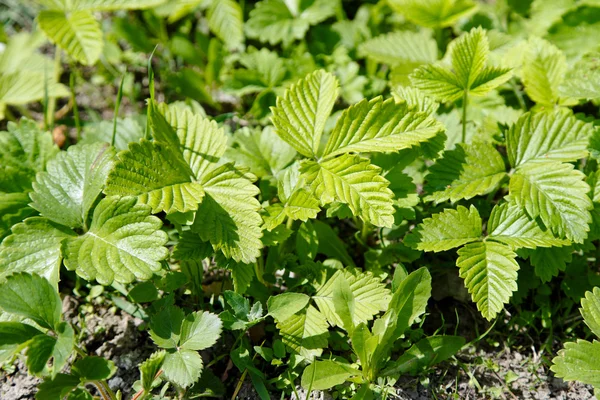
[
  {"x1": 139, "y1": 351, "x2": 166, "y2": 395},
  {"x1": 506, "y1": 109, "x2": 594, "y2": 168},
  {"x1": 321, "y1": 97, "x2": 444, "y2": 158},
  {"x1": 179, "y1": 311, "x2": 223, "y2": 351},
  {"x1": 31, "y1": 143, "x2": 115, "y2": 229},
  {"x1": 424, "y1": 142, "x2": 506, "y2": 203},
  {"x1": 64, "y1": 196, "x2": 169, "y2": 285},
  {"x1": 300, "y1": 360, "x2": 358, "y2": 390},
  {"x1": 457, "y1": 241, "x2": 519, "y2": 320},
  {"x1": 404, "y1": 205, "x2": 482, "y2": 252},
  {"x1": 271, "y1": 69, "x2": 339, "y2": 158},
  {"x1": 301, "y1": 154, "x2": 395, "y2": 228},
  {"x1": 581, "y1": 287, "x2": 600, "y2": 338},
  {"x1": 411, "y1": 27, "x2": 512, "y2": 102},
  {"x1": 508, "y1": 161, "x2": 592, "y2": 243},
  {"x1": 522, "y1": 38, "x2": 567, "y2": 106},
  {"x1": 38, "y1": 10, "x2": 103, "y2": 65},
  {"x1": 487, "y1": 203, "x2": 569, "y2": 250},
  {"x1": 0, "y1": 217, "x2": 75, "y2": 287},
  {"x1": 551, "y1": 340, "x2": 600, "y2": 388},
  {"x1": 276, "y1": 305, "x2": 329, "y2": 359},
  {"x1": 388, "y1": 0, "x2": 478, "y2": 28},
  {"x1": 0, "y1": 273, "x2": 61, "y2": 330}
]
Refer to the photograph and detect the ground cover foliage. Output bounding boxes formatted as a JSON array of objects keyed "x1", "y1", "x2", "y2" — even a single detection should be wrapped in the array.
[{"x1": 1, "y1": 0, "x2": 600, "y2": 398}]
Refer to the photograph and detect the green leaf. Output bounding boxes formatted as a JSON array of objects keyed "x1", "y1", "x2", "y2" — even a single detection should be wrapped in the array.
[
  {"x1": 388, "y1": 0, "x2": 478, "y2": 28},
  {"x1": 424, "y1": 142, "x2": 506, "y2": 203},
  {"x1": 560, "y1": 52, "x2": 600, "y2": 100},
  {"x1": 163, "y1": 349, "x2": 203, "y2": 388},
  {"x1": 301, "y1": 154, "x2": 395, "y2": 228},
  {"x1": 36, "y1": 373, "x2": 80, "y2": 400},
  {"x1": 276, "y1": 305, "x2": 329, "y2": 359},
  {"x1": 192, "y1": 164, "x2": 262, "y2": 263},
  {"x1": 64, "y1": 196, "x2": 169, "y2": 285},
  {"x1": 392, "y1": 86, "x2": 440, "y2": 116},
  {"x1": 268, "y1": 293, "x2": 311, "y2": 322},
  {"x1": 487, "y1": 203, "x2": 569, "y2": 250},
  {"x1": 72, "y1": 356, "x2": 116, "y2": 381},
  {"x1": 313, "y1": 220, "x2": 356, "y2": 268},
  {"x1": 179, "y1": 311, "x2": 222, "y2": 351},
  {"x1": 80, "y1": 118, "x2": 144, "y2": 151},
  {"x1": 0, "y1": 217, "x2": 75, "y2": 287},
  {"x1": 0, "y1": 193, "x2": 36, "y2": 240},
  {"x1": 52, "y1": 323, "x2": 75, "y2": 377},
  {"x1": 0, "y1": 72, "x2": 68, "y2": 111},
  {"x1": 522, "y1": 38, "x2": 567, "y2": 106},
  {"x1": 139, "y1": 351, "x2": 165, "y2": 394},
  {"x1": 581, "y1": 287, "x2": 600, "y2": 338},
  {"x1": 27, "y1": 334, "x2": 57, "y2": 375},
  {"x1": 105, "y1": 140, "x2": 204, "y2": 215},
  {"x1": 246, "y1": 0, "x2": 337, "y2": 46},
  {"x1": 322, "y1": 97, "x2": 444, "y2": 158},
  {"x1": 411, "y1": 27, "x2": 512, "y2": 102},
  {"x1": 358, "y1": 30, "x2": 438, "y2": 66},
  {"x1": 332, "y1": 275, "x2": 355, "y2": 334},
  {"x1": 313, "y1": 270, "x2": 390, "y2": 328},
  {"x1": 508, "y1": 161, "x2": 592, "y2": 242},
  {"x1": 31, "y1": 143, "x2": 115, "y2": 229},
  {"x1": 0, "y1": 273, "x2": 61, "y2": 330},
  {"x1": 69, "y1": 0, "x2": 168, "y2": 11},
  {"x1": 457, "y1": 241, "x2": 519, "y2": 320},
  {"x1": 0, "y1": 322, "x2": 43, "y2": 346},
  {"x1": 150, "y1": 306, "x2": 185, "y2": 349},
  {"x1": 271, "y1": 69, "x2": 339, "y2": 158},
  {"x1": 404, "y1": 205, "x2": 482, "y2": 252},
  {"x1": 382, "y1": 335, "x2": 465, "y2": 376},
  {"x1": 38, "y1": 10, "x2": 103, "y2": 65},
  {"x1": 551, "y1": 340, "x2": 600, "y2": 388},
  {"x1": 506, "y1": 109, "x2": 594, "y2": 168},
  {"x1": 207, "y1": 0, "x2": 244, "y2": 50},
  {"x1": 296, "y1": 221, "x2": 318, "y2": 263},
  {"x1": 525, "y1": 246, "x2": 573, "y2": 283},
  {"x1": 300, "y1": 360, "x2": 358, "y2": 390}
]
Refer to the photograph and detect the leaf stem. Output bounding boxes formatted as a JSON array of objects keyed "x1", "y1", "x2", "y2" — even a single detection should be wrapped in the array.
[
  {"x1": 70, "y1": 71, "x2": 81, "y2": 141},
  {"x1": 111, "y1": 75, "x2": 126, "y2": 147},
  {"x1": 461, "y1": 90, "x2": 469, "y2": 144},
  {"x1": 48, "y1": 47, "x2": 62, "y2": 129}
]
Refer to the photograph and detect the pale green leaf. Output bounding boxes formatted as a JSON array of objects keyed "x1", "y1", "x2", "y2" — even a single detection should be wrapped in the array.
[
  {"x1": 506, "y1": 109, "x2": 594, "y2": 168},
  {"x1": 0, "y1": 72, "x2": 68, "y2": 108},
  {"x1": 580, "y1": 287, "x2": 600, "y2": 338},
  {"x1": 410, "y1": 64, "x2": 463, "y2": 102},
  {"x1": 358, "y1": 30, "x2": 437, "y2": 66},
  {"x1": 391, "y1": 86, "x2": 440, "y2": 115},
  {"x1": 424, "y1": 142, "x2": 506, "y2": 203},
  {"x1": 105, "y1": 140, "x2": 204, "y2": 215},
  {"x1": 192, "y1": 164, "x2": 262, "y2": 264},
  {"x1": 522, "y1": 38, "x2": 567, "y2": 106},
  {"x1": 38, "y1": 10, "x2": 103, "y2": 65},
  {"x1": 0, "y1": 217, "x2": 75, "y2": 287},
  {"x1": 80, "y1": 118, "x2": 144, "y2": 151},
  {"x1": 487, "y1": 203, "x2": 569, "y2": 250},
  {"x1": 276, "y1": 305, "x2": 329, "y2": 359},
  {"x1": 284, "y1": 189, "x2": 321, "y2": 223},
  {"x1": 163, "y1": 349, "x2": 203, "y2": 388},
  {"x1": 207, "y1": 0, "x2": 244, "y2": 50},
  {"x1": 179, "y1": 311, "x2": 222, "y2": 351},
  {"x1": 31, "y1": 143, "x2": 115, "y2": 229},
  {"x1": 0, "y1": 273, "x2": 61, "y2": 330},
  {"x1": 69, "y1": 0, "x2": 168, "y2": 11},
  {"x1": 139, "y1": 351, "x2": 165, "y2": 394},
  {"x1": 322, "y1": 97, "x2": 444, "y2": 158},
  {"x1": 508, "y1": 161, "x2": 592, "y2": 242},
  {"x1": 64, "y1": 196, "x2": 169, "y2": 285},
  {"x1": 404, "y1": 205, "x2": 482, "y2": 252},
  {"x1": 271, "y1": 69, "x2": 338, "y2": 157},
  {"x1": 551, "y1": 340, "x2": 600, "y2": 388},
  {"x1": 388, "y1": 0, "x2": 477, "y2": 28},
  {"x1": 457, "y1": 241, "x2": 519, "y2": 320},
  {"x1": 268, "y1": 292, "x2": 311, "y2": 322},
  {"x1": 313, "y1": 270, "x2": 390, "y2": 328},
  {"x1": 300, "y1": 360, "x2": 358, "y2": 390},
  {"x1": 301, "y1": 154, "x2": 394, "y2": 228},
  {"x1": 560, "y1": 53, "x2": 600, "y2": 100}
]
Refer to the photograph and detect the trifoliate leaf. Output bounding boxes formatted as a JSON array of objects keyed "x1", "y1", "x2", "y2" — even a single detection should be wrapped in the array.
[
  {"x1": 506, "y1": 109, "x2": 594, "y2": 168},
  {"x1": 487, "y1": 203, "x2": 569, "y2": 250},
  {"x1": 457, "y1": 241, "x2": 519, "y2": 320},
  {"x1": 388, "y1": 0, "x2": 478, "y2": 28},
  {"x1": 522, "y1": 246, "x2": 573, "y2": 282},
  {"x1": 301, "y1": 154, "x2": 395, "y2": 228},
  {"x1": 551, "y1": 340, "x2": 600, "y2": 388},
  {"x1": 271, "y1": 69, "x2": 338, "y2": 158},
  {"x1": 313, "y1": 270, "x2": 390, "y2": 328},
  {"x1": 0, "y1": 273, "x2": 61, "y2": 330},
  {"x1": 192, "y1": 164, "x2": 262, "y2": 263},
  {"x1": 38, "y1": 10, "x2": 103, "y2": 65},
  {"x1": 581, "y1": 287, "x2": 600, "y2": 338},
  {"x1": 522, "y1": 38, "x2": 568, "y2": 106},
  {"x1": 424, "y1": 142, "x2": 506, "y2": 203},
  {"x1": 105, "y1": 140, "x2": 204, "y2": 214},
  {"x1": 404, "y1": 205, "x2": 482, "y2": 252},
  {"x1": 322, "y1": 97, "x2": 444, "y2": 158},
  {"x1": 508, "y1": 161, "x2": 592, "y2": 243},
  {"x1": 0, "y1": 217, "x2": 75, "y2": 287},
  {"x1": 411, "y1": 27, "x2": 512, "y2": 102},
  {"x1": 207, "y1": 0, "x2": 244, "y2": 50},
  {"x1": 64, "y1": 196, "x2": 169, "y2": 285},
  {"x1": 246, "y1": 0, "x2": 336, "y2": 46},
  {"x1": 179, "y1": 311, "x2": 223, "y2": 351},
  {"x1": 276, "y1": 305, "x2": 329, "y2": 359},
  {"x1": 358, "y1": 30, "x2": 438, "y2": 66},
  {"x1": 31, "y1": 143, "x2": 115, "y2": 229},
  {"x1": 162, "y1": 349, "x2": 203, "y2": 388}
]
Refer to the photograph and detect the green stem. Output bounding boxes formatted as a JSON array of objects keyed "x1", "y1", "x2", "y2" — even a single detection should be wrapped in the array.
[
  {"x1": 461, "y1": 90, "x2": 469, "y2": 144},
  {"x1": 48, "y1": 48, "x2": 62, "y2": 129},
  {"x1": 361, "y1": 220, "x2": 370, "y2": 244},
  {"x1": 70, "y1": 72, "x2": 81, "y2": 141},
  {"x1": 111, "y1": 75, "x2": 126, "y2": 147},
  {"x1": 511, "y1": 79, "x2": 527, "y2": 111}
]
